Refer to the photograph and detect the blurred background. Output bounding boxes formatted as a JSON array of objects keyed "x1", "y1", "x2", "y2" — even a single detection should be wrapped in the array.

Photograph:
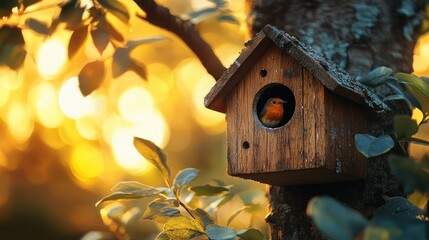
[{"x1": 0, "y1": 0, "x2": 428, "y2": 239}]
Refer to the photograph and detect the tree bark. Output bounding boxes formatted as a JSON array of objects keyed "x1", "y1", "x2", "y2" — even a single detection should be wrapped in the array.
[{"x1": 245, "y1": 0, "x2": 426, "y2": 239}]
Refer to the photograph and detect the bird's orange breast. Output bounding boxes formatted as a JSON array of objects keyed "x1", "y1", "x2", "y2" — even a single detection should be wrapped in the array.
[{"x1": 263, "y1": 105, "x2": 284, "y2": 121}]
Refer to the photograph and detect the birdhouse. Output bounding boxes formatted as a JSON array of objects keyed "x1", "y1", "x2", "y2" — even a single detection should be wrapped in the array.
[{"x1": 204, "y1": 25, "x2": 390, "y2": 185}]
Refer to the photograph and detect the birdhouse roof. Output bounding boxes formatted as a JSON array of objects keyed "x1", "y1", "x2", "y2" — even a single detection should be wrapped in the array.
[{"x1": 204, "y1": 24, "x2": 390, "y2": 116}]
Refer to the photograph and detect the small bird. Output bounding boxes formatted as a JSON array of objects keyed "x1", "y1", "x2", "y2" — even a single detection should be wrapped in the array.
[{"x1": 258, "y1": 97, "x2": 286, "y2": 128}]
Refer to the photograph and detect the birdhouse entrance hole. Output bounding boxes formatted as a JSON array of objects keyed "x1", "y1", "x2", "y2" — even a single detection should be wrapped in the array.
[{"x1": 254, "y1": 83, "x2": 295, "y2": 128}]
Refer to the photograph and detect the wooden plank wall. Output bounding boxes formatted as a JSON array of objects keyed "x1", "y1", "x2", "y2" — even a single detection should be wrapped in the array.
[
  {"x1": 226, "y1": 45, "x2": 304, "y2": 176},
  {"x1": 225, "y1": 43, "x2": 367, "y2": 184}
]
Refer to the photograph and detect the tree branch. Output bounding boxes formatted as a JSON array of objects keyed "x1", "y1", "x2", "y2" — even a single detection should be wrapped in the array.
[{"x1": 134, "y1": 0, "x2": 226, "y2": 80}]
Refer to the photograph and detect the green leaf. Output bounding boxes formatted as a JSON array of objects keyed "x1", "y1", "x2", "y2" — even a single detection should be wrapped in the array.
[
  {"x1": 206, "y1": 224, "x2": 236, "y2": 240},
  {"x1": 364, "y1": 215, "x2": 426, "y2": 240},
  {"x1": 102, "y1": 17, "x2": 124, "y2": 42},
  {"x1": 208, "y1": 0, "x2": 226, "y2": 7},
  {"x1": 239, "y1": 190, "x2": 264, "y2": 206},
  {"x1": 374, "y1": 196, "x2": 425, "y2": 218},
  {"x1": 404, "y1": 83, "x2": 429, "y2": 117},
  {"x1": 91, "y1": 27, "x2": 109, "y2": 54},
  {"x1": 189, "y1": 184, "x2": 231, "y2": 197},
  {"x1": 163, "y1": 215, "x2": 204, "y2": 240},
  {"x1": 97, "y1": 0, "x2": 130, "y2": 24},
  {"x1": 206, "y1": 195, "x2": 233, "y2": 215},
  {"x1": 307, "y1": 196, "x2": 368, "y2": 240},
  {"x1": 111, "y1": 37, "x2": 166, "y2": 78},
  {"x1": 59, "y1": 0, "x2": 85, "y2": 30},
  {"x1": 25, "y1": 18, "x2": 50, "y2": 35},
  {"x1": 0, "y1": 26, "x2": 26, "y2": 70},
  {"x1": 78, "y1": 60, "x2": 105, "y2": 96},
  {"x1": 355, "y1": 134, "x2": 394, "y2": 158},
  {"x1": 388, "y1": 155, "x2": 429, "y2": 194},
  {"x1": 236, "y1": 228, "x2": 264, "y2": 240},
  {"x1": 385, "y1": 78, "x2": 422, "y2": 110},
  {"x1": 155, "y1": 232, "x2": 170, "y2": 240},
  {"x1": 121, "y1": 207, "x2": 141, "y2": 225},
  {"x1": 188, "y1": 7, "x2": 219, "y2": 24},
  {"x1": 395, "y1": 72, "x2": 429, "y2": 98},
  {"x1": 227, "y1": 206, "x2": 250, "y2": 226},
  {"x1": 173, "y1": 168, "x2": 200, "y2": 193},
  {"x1": 68, "y1": 25, "x2": 88, "y2": 59},
  {"x1": 393, "y1": 115, "x2": 418, "y2": 139},
  {"x1": 217, "y1": 14, "x2": 239, "y2": 24},
  {"x1": 133, "y1": 137, "x2": 170, "y2": 181},
  {"x1": 129, "y1": 58, "x2": 148, "y2": 80},
  {"x1": 358, "y1": 66, "x2": 393, "y2": 86},
  {"x1": 142, "y1": 198, "x2": 180, "y2": 223},
  {"x1": 191, "y1": 208, "x2": 214, "y2": 229},
  {"x1": 96, "y1": 187, "x2": 164, "y2": 207},
  {"x1": 102, "y1": 202, "x2": 125, "y2": 220},
  {"x1": 111, "y1": 47, "x2": 130, "y2": 78},
  {"x1": 111, "y1": 181, "x2": 168, "y2": 194},
  {"x1": 383, "y1": 94, "x2": 408, "y2": 102},
  {"x1": 127, "y1": 36, "x2": 168, "y2": 50}
]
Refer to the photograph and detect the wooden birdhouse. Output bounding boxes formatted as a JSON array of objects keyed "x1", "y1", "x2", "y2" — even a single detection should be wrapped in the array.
[{"x1": 204, "y1": 25, "x2": 390, "y2": 185}]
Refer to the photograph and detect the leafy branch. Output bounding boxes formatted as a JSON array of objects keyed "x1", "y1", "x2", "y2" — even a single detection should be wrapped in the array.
[
  {"x1": 355, "y1": 67, "x2": 429, "y2": 157},
  {"x1": 0, "y1": 0, "x2": 232, "y2": 96},
  {"x1": 134, "y1": 0, "x2": 226, "y2": 79},
  {"x1": 95, "y1": 137, "x2": 264, "y2": 240}
]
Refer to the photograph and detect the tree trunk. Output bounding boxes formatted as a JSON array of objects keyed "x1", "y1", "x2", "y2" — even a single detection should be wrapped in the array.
[{"x1": 245, "y1": 0, "x2": 426, "y2": 239}]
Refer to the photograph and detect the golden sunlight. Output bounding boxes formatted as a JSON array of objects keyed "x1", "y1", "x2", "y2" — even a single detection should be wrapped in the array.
[
  {"x1": 111, "y1": 128, "x2": 151, "y2": 174},
  {"x1": 191, "y1": 0, "x2": 213, "y2": 9},
  {"x1": 118, "y1": 86, "x2": 154, "y2": 123},
  {"x1": 31, "y1": 82, "x2": 64, "y2": 128},
  {"x1": 70, "y1": 143, "x2": 105, "y2": 186},
  {"x1": 131, "y1": 109, "x2": 170, "y2": 148},
  {"x1": 413, "y1": 34, "x2": 429, "y2": 75},
  {"x1": 76, "y1": 117, "x2": 100, "y2": 140},
  {"x1": 192, "y1": 76, "x2": 225, "y2": 134},
  {"x1": 6, "y1": 101, "x2": 34, "y2": 144},
  {"x1": 37, "y1": 38, "x2": 67, "y2": 79},
  {"x1": 0, "y1": 86, "x2": 9, "y2": 109},
  {"x1": 59, "y1": 77, "x2": 89, "y2": 119},
  {"x1": 0, "y1": 68, "x2": 23, "y2": 90},
  {"x1": 109, "y1": 107, "x2": 169, "y2": 174}
]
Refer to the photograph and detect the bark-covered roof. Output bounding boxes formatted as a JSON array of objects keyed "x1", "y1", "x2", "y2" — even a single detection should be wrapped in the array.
[{"x1": 204, "y1": 24, "x2": 390, "y2": 116}]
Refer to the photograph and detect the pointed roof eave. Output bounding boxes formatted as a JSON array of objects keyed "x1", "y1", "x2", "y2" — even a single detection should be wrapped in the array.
[
  {"x1": 205, "y1": 25, "x2": 391, "y2": 117},
  {"x1": 204, "y1": 29, "x2": 273, "y2": 113}
]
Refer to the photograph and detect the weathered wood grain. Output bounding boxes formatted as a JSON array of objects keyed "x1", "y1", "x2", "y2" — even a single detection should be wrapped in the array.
[{"x1": 226, "y1": 43, "x2": 367, "y2": 185}]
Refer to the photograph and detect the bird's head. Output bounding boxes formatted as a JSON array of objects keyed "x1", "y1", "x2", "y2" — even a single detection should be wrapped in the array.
[{"x1": 266, "y1": 98, "x2": 286, "y2": 108}]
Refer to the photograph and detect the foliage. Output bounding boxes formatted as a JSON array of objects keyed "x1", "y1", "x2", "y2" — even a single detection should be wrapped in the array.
[
  {"x1": 0, "y1": 0, "x2": 237, "y2": 96},
  {"x1": 355, "y1": 67, "x2": 429, "y2": 155},
  {"x1": 308, "y1": 68, "x2": 429, "y2": 239},
  {"x1": 91, "y1": 137, "x2": 264, "y2": 240}
]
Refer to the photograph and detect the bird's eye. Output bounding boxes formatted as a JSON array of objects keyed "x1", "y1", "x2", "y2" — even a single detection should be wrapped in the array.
[{"x1": 272, "y1": 100, "x2": 276, "y2": 104}]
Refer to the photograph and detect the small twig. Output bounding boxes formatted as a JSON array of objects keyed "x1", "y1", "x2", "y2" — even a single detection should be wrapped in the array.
[{"x1": 133, "y1": 0, "x2": 226, "y2": 80}]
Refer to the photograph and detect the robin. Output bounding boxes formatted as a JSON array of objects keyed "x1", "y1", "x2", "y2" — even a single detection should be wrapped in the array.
[{"x1": 258, "y1": 97, "x2": 286, "y2": 128}]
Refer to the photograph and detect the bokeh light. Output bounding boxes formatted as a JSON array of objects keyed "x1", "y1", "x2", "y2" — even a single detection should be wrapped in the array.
[
  {"x1": 6, "y1": 101, "x2": 34, "y2": 144},
  {"x1": 37, "y1": 38, "x2": 67, "y2": 79},
  {"x1": 71, "y1": 143, "x2": 105, "y2": 186},
  {"x1": 31, "y1": 82, "x2": 64, "y2": 128},
  {"x1": 118, "y1": 86, "x2": 154, "y2": 123},
  {"x1": 59, "y1": 77, "x2": 89, "y2": 119},
  {"x1": 192, "y1": 76, "x2": 225, "y2": 134},
  {"x1": 111, "y1": 128, "x2": 151, "y2": 174},
  {"x1": 0, "y1": 68, "x2": 23, "y2": 90}
]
